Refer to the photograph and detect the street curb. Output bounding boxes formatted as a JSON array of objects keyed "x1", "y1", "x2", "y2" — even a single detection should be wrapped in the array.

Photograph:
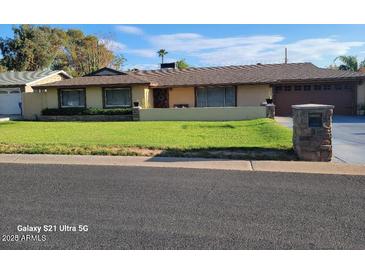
[{"x1": 0, "y1": 154, "x2": 364, "y2": 175}]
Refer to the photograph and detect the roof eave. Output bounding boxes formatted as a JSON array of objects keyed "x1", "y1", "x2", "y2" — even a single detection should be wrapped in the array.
[{"x1": 33, "y1": 82, "x2": 151, "y2": 89}]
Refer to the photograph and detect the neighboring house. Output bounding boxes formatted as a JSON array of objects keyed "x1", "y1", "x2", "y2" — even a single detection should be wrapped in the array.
[
  {"x1": 28, "y1": 62, "x2": 365, "y2": 119},
  {"x1": 0, "y1": 70, "x2": 71, "y2": 115}
]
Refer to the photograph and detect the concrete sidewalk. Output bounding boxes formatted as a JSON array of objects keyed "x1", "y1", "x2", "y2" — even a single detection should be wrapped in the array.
[{"x1": 0, "y1": 154, "x2": 364, "y2": 175}]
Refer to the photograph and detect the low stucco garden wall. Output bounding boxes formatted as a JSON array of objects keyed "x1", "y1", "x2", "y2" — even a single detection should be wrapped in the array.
[{"x1": 139, "y1": 106, "x2": 267, "y2": 121}]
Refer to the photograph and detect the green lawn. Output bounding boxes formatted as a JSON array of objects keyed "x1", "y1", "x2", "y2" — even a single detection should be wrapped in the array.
[{"x1": 0, "y1": 119, "x2": 293, "y2": 158}]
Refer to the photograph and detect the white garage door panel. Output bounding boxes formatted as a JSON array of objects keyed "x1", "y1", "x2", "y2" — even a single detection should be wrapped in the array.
[{"x1": 0, "y1": 88, "x2": 22, "y2": 114}]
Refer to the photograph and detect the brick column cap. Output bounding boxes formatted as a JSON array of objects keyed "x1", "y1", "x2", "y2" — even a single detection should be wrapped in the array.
[{"x1": 292, "y1": 104, "x2": 334, "y2": 110}]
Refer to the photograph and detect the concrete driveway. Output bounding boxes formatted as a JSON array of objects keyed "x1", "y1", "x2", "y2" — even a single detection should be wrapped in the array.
[{"x1": 275, "y1": 116, "x2": 365, "y2": 164}]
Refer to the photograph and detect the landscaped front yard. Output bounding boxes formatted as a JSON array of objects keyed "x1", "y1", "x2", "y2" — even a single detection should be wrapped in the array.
[{"x1": 0, "y1": 118, "x2": 293, "y2": 159}]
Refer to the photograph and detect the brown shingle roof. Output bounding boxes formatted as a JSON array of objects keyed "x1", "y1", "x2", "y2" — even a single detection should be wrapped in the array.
[
  {"x1": 35, "y1": 63, "x2": 365, "y2": 88},
  {"x1": 34, "y1": 73, "x2": 149, "y2": 88},
  {"x1": 133, "y1": 63, "x2": 365, "y2": 87}
]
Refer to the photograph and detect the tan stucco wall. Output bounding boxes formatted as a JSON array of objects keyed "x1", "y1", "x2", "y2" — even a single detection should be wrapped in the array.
[
  {"x1": 44, "y1": 87, "x2": 59, "y2": 109},
  {"x1": 169, "y1": 87, "x2": 195, "y2": 107},
  {"x1": 22, "y1": 85, "x2": 151, "y2": 119},
  {"x1": 132, "y1": 85, "x2": 150, "y2": 108},
  {"x1": 357, "y1": 82, "x2": 365, "y2": 106},
  {"x1": 140, "y1": 106, "x2": 266, "y2": 121},
  {"x1": 22, "y1": 92, "x2": 43, "y2": 119},
  {"x1": 237, "y1": 84, "x2": 272, "y2": 106},
  {"x1": 86, "y1": 87, "x2": 103, "y2": 108},
  {"x1": 166, "y1": 84, "x2": 272, "y2": 108},
  {"x1": 21, "y1": 73, "x2": 69, "y2": 118}
]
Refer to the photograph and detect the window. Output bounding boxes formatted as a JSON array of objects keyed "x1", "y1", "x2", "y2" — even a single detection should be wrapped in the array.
[
  {"x1": 304, "y1": 85, "x2": 311, "y2": 91},
  {"x1": 275, "y1": 86, "x2": 283, "y2": 91},
  {"x1": 323, "y1": 84, "x2": 331, "y2": 90},
  {"x1": 104, "y1": 87, "x2": 131, "y2": 107},
  {"x1": 314, "y1": 85, "x2": 322, "y2": 91},
  {"x1": 294, "y1": 85, "x2": 302, "y2": 91},
  {"x1": 284, "y1": 86, "x2": 291, "y2": 91},
  {"x1": 335, "y1": 84, "x2": 342, "y2": 90},
  {"x1": 343, "y1": 84, "x2": 352, "y2": 90},
  {"x1": 60, "y1": 89, "x2": 85, "y2": 108},
  {"x1": 196, "y1": 86, "x2": 236, "y2": 107}
]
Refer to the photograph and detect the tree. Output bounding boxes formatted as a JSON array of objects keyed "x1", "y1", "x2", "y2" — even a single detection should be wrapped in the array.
[
  {"x1": 157, "y1": 49, "x2": 168, "y2": 63},
  {"x1": 0, "y1": 25, "x2": 117, "y2": 76},
  {"x1": 112, "y1": 54, "x2": 127, "y2": 71},
  {"x1": 0, "y1": 25, "x2": 65, "y2": 71},
  {"x1": 52, "y1": 30, "x2": 115, "y2": 76},
  {"x1": 176, "y1": 59, "x2": 189, "y2": 69},
  {"x1": 333, "y1": 55, "x2": 365, "y2": 71}
]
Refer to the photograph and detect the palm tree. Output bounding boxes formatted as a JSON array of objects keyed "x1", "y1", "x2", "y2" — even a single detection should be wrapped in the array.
[
  {"x1": 157, "y1": 49, "x2": 168, "y2": 64},
  {"x1": 334, "y1": 55, "x2": 364, "y2": 71}
]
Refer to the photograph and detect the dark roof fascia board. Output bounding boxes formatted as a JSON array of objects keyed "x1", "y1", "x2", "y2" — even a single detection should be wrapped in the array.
[
  {"x1": 272, "y1": 77, "x2": 365, "y2": 84},
  {"x1": 0, "y1": 84, "x2": 27, "y2": 88},
  {"x1": 33, "y1": 82, "x2": 150, "y2": 89}
]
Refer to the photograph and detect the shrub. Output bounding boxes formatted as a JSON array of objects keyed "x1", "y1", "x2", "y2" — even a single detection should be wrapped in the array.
[{"x1": 42, "y1": 107, "x2": 132, "y2": 116}]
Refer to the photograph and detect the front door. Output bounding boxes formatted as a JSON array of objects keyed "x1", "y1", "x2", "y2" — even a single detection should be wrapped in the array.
[{"x1": 153, "y1": 88, "x2": 169, "y2": 108}]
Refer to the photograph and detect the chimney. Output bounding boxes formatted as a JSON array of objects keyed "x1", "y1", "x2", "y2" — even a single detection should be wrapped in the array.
[
  {"x1": 160, "y1": 62, "x2": 176, "y2": 69},
  {"x1": 284, "y1": 48, "x2": 288, "y2": 64}
]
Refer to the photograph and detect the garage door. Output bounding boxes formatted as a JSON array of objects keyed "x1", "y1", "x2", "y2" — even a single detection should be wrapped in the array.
[
  {"x1": 273, "y1": 83, "x2": 356, "y2": 116},
  {"x1": 0, "y1": 88, "x2": 22, "y2": 115}
]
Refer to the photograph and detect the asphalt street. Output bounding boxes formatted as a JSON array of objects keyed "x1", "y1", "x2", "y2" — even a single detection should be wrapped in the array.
[{"x1": 0, "y1": 163, "x2": 364, "y2": 249}]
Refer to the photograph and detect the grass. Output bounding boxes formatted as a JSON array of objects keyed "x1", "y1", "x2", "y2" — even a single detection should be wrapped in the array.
[{"x1": 0, "y1": 119, "x2": 293, "y2": 159}]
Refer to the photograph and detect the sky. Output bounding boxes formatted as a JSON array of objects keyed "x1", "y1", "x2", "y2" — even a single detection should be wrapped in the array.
[{"x1": 1, "y1": 24, "x2": 365, "y2": 70}]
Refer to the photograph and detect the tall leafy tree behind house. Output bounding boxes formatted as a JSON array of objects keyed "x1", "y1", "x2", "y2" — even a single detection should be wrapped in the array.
[
  {"x1": 0, "y1": 25, "x2": 65, "y2": 71},
  {"x1": 334, "y1": 55, "x2": 365, "y2": 71},
  {"x1": 0, "y1": 25, "x2": 118, "y2": 76},
  {"x1": 53, "y1": 30, "x2": 115, "y2": 76},
  {"x1": 176, "y1": 59, "x2": 189, "y2": 69},
  {"x1": 157, "y1": 49, "x2": 168, "y2": 63},
  {"x1": 112, "y1": 54, "x2": 127, "y2": 71}
]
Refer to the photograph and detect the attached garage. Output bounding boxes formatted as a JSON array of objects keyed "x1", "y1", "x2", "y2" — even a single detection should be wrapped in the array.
[
  {"x1": 273, "y1": 82, "x2": 357, "y2": 116},
  {"x1": 0, "y1": 88, "x2": 22, "y2": 115},
  {"x1": 0, "y1": 70, "x2": 71, "y2": 118}
]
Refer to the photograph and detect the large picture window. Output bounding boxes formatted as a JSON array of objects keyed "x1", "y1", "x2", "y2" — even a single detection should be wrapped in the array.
[
  {"x1": 60, "y1": 89, "x2": 86, "y2": 108},
  {"x1": 104, "y1": 87, "x2": 131, "y2": 108},
  {"x1": 196, "y1": 86, "x2": 236, "y2": 107}
]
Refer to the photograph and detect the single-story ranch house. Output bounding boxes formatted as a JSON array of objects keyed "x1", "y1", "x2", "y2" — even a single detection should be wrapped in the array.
[
  {"x1": 3, "y1": 62, "x2": 365, "y2": 119},
  {"x1": 0, "y1": 70, "x2": 71, "y2": 115}
]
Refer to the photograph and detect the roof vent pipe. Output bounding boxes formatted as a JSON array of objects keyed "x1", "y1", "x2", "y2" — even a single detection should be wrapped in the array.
[{"x1": 285, "y1": 48, "x2": 288, "y2": 64}]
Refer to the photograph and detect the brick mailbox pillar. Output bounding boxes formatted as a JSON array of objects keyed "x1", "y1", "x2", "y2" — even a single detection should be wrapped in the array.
[
  {"x1": 292, "y1": 104, "x2": 334, "y2": 162},
  {"x1": 265, "y1": 104, "x2": 275, "y2": 119},
  {"x1": 132, "y1": 102, "x2": 141, "y2": 121}
]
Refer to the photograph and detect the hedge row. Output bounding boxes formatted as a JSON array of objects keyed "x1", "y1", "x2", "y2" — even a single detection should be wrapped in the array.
[{"x1": 41, "y1": 107, "x2": 132, "y2": 116}]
